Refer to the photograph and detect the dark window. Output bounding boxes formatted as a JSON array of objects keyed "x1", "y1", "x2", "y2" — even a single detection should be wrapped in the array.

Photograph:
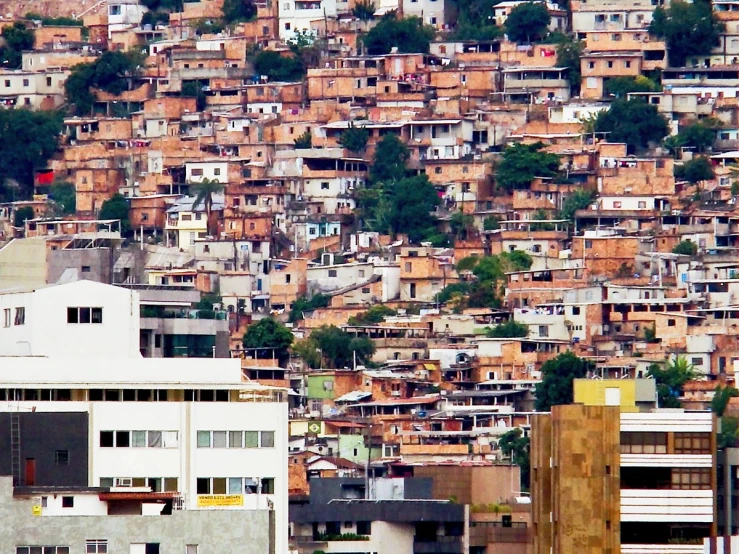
[
  {"x1": 100, "y1": 431, "x2": 114, "y2": 447},
  {"x1": 80, "y1": 308, "x2": 91, "y2": 324},
  {"x1": 89, "y1": 389, "x2": 103, "y2": 401},
  {"x1": 91, "y1": 308, "x2": 103, "y2": 324},
  {"x1": 196, "y1": 478, "x2": 210, "y2": 494},
  {"x1": 115, "y1": 431, "x2": 130, "y2": 447},
  {"x1": 357, "y1": 521, "x2": 371, "y2": 535},
  {"x1": 261, "y1": 477, "x2": 274, "y2": 494},
  {"x1": 572, "y1": 306, "x2": 581, "y2": 315},
  {"x1": 67, "y1": 307, "x2": 78, "y2": 323},
  {"x1": 145, "y1": 545, "x2": 160, "y2": 554},
  {"x1": 62, "y1": 496, "x2": 74, "y2": 508},
  {"x1": 215, "y1": 389, "x2": 229, "y2": 402},
  {"x1": 55, "y1": 450, "x2": 69, "y2": 465},
  {"x1": 620, "y1": 432, "x2": 667, "y2": 454}
]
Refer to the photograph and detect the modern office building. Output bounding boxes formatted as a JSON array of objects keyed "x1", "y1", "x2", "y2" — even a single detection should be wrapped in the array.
[{"x1": 532, "y1": 394, "x2": 716, "y2": 554}]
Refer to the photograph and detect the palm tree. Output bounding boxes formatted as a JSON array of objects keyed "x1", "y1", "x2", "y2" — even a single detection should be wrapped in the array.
[{"x1": 189, "y1": 177, "x2": 224, "y2": 236}]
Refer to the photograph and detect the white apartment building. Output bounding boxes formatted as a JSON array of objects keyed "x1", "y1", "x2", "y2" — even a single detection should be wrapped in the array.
[
  {"x1": 0, "y1": 356, "x2": 289, "y2": 554},
  {"x1": 0, "y1": 70, "x2": 68, "y2": 110},
  {"x1": 0, "y1": 280, "x2": 140, "y2": 358},
  {"x1": 278, "y1": 0, "x2": 338, "y2": 40},
  {"x1": 402, "y1": 0, "x2": 446, "y2": 27}
]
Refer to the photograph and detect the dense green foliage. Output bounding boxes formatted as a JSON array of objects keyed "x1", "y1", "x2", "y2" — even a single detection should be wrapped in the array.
[
  {"x1": 646, "y1": 358, "x2": 698, "y2": 408},
  {"x1": 338, "y1": 124, "x2": 370, "y2": 153},
  {"x1": 449, "y1": 0, "x2": 502, "y2": 40},
  {"x1": 301, "y1": 325, "x2": 376, "y2": 369},
  {"x1": 25, "y1": 12, "x2": 84, "y2": 26},
  {"x1": 496, "y1": 142, "x2": 561, "y2": 192},
  {"x1": 253, "y1": 50, "x2": 304, "y2": 82},
  {"x1": 362, "y1": 14, "x2": 435, "y2": 55},
  {"x1": 352, "y1": 0, "x2": 377, "y2": 21},
  {"x1": 672, "y1": 240, "x2": 698, "y2": 256},
  {"x1": 181, "y1": 81, "x2": 207, "y2": 111},
  {"x1": 0, "y1": 110, "x2": 63, "y2": 201},
  {"x1": 142, "y1": 10, "x2": 172, "y2": 27},
  {"x1": 678, "y1": 119, "x2": 722, "y2": 153},
  {"x1": 674, "y1": 157, "x2": 714, "y2": 184},
  {"x1": 534, "y1": 351, "x2": 595, "y2": 411},
  {"x1": 222, "y1": 0, "x2": 257, "y2": 23},
  {"x1": 594, "y1": 99, "x2": 669, "y2": 153},
  {"x1": 499, "y1": 428, "x2": 530, "y2": 490},
  {"x1": 0, "y1": 22, "x2": 34, "y2": 69},
  {"x1": 65, "y1": 51, "x2": 143, "y2": 115},
  {"x1": 242, "y1": 317, "x2": 294, "y2": 363},
  {"x1": 560, "y1": 189, "x2": 595, "y2": 221},
  {"x1": 713, "y1": 386, "x2": 739, "y2": 448},
  {"x1": 49, "y1": 182, "x2": 77, "y2": 215},
  {"x1": 555, "y1": 35, "x2": 584, "y2": 94},
  {"x1": 99, "y1": 193, "x2": 131, "y2": 234},
  {"x1": 289, "y1": 294, "x2": 332, "y2": 323},
  {"x1": 649, "y1": 0, "x2": 724, "y2": 67},
  {"x1": 348, "y1": 305, "x2": 398, "y2": 326},
  {"x1": 439, "y1": 252, "x2": 533, "y2": 310},
  {"x1": 294, "y1": 131, "x2": 312, "y2": 148},
  {"x1": 505, "y1": 2, "x2": 550, "y2": 44},
  {"x1": 604, "y1": 75, "x2": 660, "y2": 97},
  {"x1": 13, "y1": 206, "x2": 35, "y2": 228},
  {"x1": 486, "y1": 320, "x2": 529, "y2": 338}
]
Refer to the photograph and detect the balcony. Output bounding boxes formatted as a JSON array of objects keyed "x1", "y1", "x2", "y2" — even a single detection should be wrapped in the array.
[
  {"x1": 620, "y1": 489, "x2": 713, "y2": 522},
  {"x1": 414, "y1": 536, "x2": 464, "y2": 554}
]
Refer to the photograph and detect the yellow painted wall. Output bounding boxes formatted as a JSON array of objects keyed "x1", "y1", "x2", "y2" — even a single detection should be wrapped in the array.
[{"x1": 574, "y1": 379, "x2": 637, "y2": 410}]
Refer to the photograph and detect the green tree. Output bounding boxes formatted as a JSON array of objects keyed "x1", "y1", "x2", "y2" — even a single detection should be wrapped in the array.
[
  {"x1": 604, "y1": 75, "x2": 660, "y2": 97},
  {"x1": 338, "y1": 123, "x2": 370, "y2": 153},
  {"x1": 646, "y1": 357, "x2": 698, "y2": 408},
  {"x1": 289, "y1": 293, "x2": 331, "y2": 323},
  {"x1": 65, "y1": 51, "x2": 143, "y2": 115},
  {"x1": 294, "y1": 131, "x2": 312, "y2": 148},
  {"x1": 498, "y1": 428, "x2": 530, "y2": 490},
  {"x1": 674, "y1": 157, "x2": 714, "y2": 185},
  {"x1": 483, "y1": 216, "x2": 501, "y2": 231},
  {"x1": 242, "y1": 317, "x2": 294, "y2": 363},
  {"x1": 181, "y1": 81, "x2": 207, "y2": 111},
  {"x1": 222, "y1": 0, "x2": 257, "y2": 23},
  {"x1": 292, "y1": 338, "x2": 322, "y2": 368},
  {"x1": 505, "y1": 2, "x2": 550, "y2": 44},
  {"x1": 190, "y1": 178, "x2": 224, "y2": 235},
  {"x1": 555, "y1": 35, "x2": 584, "y2": 94},
  {"x1": 193, "y1": 17, "x2": 226, "y2": 35},
  {"x1": 348, "y1": 305, "x2": 398, "y2": 325},
  {"x1": 719, "y1": 417, "x2": 739, "y2": 449},
  {"x1": 560, "y1": 189, "x2": 595, "y2": 221},
  {"x1": 534, "y1": 351, "x2": 595, "y2": 411},
  {"x1": 436, "y1": 282, "x2": 471, "y2": 305},
  {"x1": 496, "y1": 142, "x2": 560, "y2": 192},
  {"x1": 387, "y1": 175, "x2": 440, "y2": 243},
  {"x1": 594, "y1": 99, "x2": 669, "y2": 153},
  {"x1": 530, "y1": 209, "x2": 554, "y2": 231},
  {"x1": 712, "y1": 385, "x2": 739, "y2": 417},
  {"x1": 679, "y1": 119, "x2": 722, "y2": 153},
  {"x1": 672, "y1": 240, "x2": 698, "y2": 256},
  {"x1": 450, "y1": 210, "x2": 475, "y2": 241},
  {"x1": 649, "y1": 0, "x2": 724, "y2": 67},
  {"x1": 0, "y1": 110, "x2": 62, "y2": 200},
  {"x1": 309, "y1": 325, "x2": 376, "y2": 368},
  {"x1": 253, "y1": 50, "x2": 304, "y2": 82},
  {"x1": 26, "y1": 12, "x2": 85, "y2": 26},
  {"x1": 49, "y1": 181, "x2": 76, "y2": 215},
  {"x1": 456, "y1": 256, "x2": 479, "y2": 272},
  {"x1": 362, "y1": 13, "x2": 435, "y2": 55},
  {"x1": 369, "y1": 133, "x2": 410, "y2": 184},
  {"x1": 141, "y1": 10, "x2": 171, "y2": 27},
  {"x1": 352, "y1": 0, "x2": 376, "y2": 21},
  {"x1": 0, "y1": 22, "x2": 34, "y2": 69},
  {"x1": 486, "y1": 320, "x2": 529, "y2": 338},
  {"x1": 99, "y1": 193, "x2": 131, "y2": 234},
  {"x1": 13, "y1": 206, "x2": 35, "y2": 228}
]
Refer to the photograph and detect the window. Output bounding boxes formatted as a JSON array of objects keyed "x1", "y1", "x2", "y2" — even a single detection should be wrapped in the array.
[
  {"x1": 691, "y1": 357, "x2": 704, "y2": 366},
  {"x1": 328, "y1": 270, "x2": 337, "y2": 278},
  {"x1": 81, "y1": 266, "x2": 91, "y2": 273},
  {"x1": 572, "y1": 306, "x2": 581, "y2": 315},
  {"x1": 55, "y1": 450, "x2": 69, "y2": 465},
  {"x1": 667, "y1": 319, "x2": 676, "y2": 327},
  {"x1": 405, "y1": 262, "x2": 412, "y2": 272},
  {"x1": 434, "y1": 167, "x2": 442, "y2": 174},
  {"x1": 245, "y1": 431, "x2": 259, "y2": 448},
  {"x1": 625, "y1": 61, "x2": 631, "y2": 68},
  {"x1": 638, "y1": 201, "x2": 647, "y2": 209},
  {"x1": 588, "y1": 61, "x2": 595, "y2": 69},
  {"x1": 62, "y1": 496, "x2": 74, "y2": 508},
  {"x1": 538, "y1": 325, "x2": 549, "y2": 338},
  {"x1": 67, "y1": 307, "x2": 102, "y2": 324},
  {"x1": 23, "y1": 79, "x2": 29, "y2": 87},
  {"x1": 212, "y1": 431, "x2": 227, "y2": 448},
  {"x1": 86, "y1": 541, "x2": 108, "y2": 554},
  {"x1": 261, "y1": 431, "x2": 275, "y2": 447},
  {"x1": 671, "y1": 468, "x2": 711, "y2": 490},
  {"x1": 321, "y1": 182, "x2": 330, "y2": 190},
  {"x1": 261, "y1": 477, "x2": 275, "y2": 494},
  {"x1": 674, "y1": 432, "x2": 710, "y2": 454},
  {"x1": 100, "y1": 431, "x2": 114, "y2": 447},
  {"x1": 620, "y1": 432, "x2": 667, "y2": 454},
  {"x1": 191, "y1": 168, "x2": 203, "y2": 177},
  {"x1": 15, "y1": 546, "x2": 69, "y2": 554},
  {"x1": 229, "y1": 431, "x2": 243, "y2": 448},
  {"x1": 357, "y1": 521, "x2": 371, "y2": 535},
  {"x1": 14, "y1": 307, "x2": 25, "y2": 326},
  {"x1": 607, "y1": 61, "x2": 614, "y2": 68},
  {"x1": 3, "y1": 308, "x2": 9, "y2": 327},
  {"x1": 213, "y1": 168, "x2": 221, "y2": 176},
  {"x1": 186, "y1": 547, "x2": 198, "y2": 554},
  {"x1": 584, "y1": 240, "x2": 592, "y2": 249}
]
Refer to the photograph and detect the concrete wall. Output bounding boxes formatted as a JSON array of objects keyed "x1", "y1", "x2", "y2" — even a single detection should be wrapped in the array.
[{"x1": 0, "y1": 478, "x2": 272, "y2": 554}]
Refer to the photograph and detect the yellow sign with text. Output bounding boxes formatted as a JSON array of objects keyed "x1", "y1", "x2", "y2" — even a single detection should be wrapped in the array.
[
  {"x1": 197, "y1": 495, "x2": 244, "y2": 507},
  {"x1": 32, "y1": 505, "x2": 42, "y2": 516}
]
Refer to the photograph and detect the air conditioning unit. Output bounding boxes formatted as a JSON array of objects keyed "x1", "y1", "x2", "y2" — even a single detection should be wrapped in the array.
[{"x1": 115, "y1": 478, "x2": 133, "y2": 487}]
